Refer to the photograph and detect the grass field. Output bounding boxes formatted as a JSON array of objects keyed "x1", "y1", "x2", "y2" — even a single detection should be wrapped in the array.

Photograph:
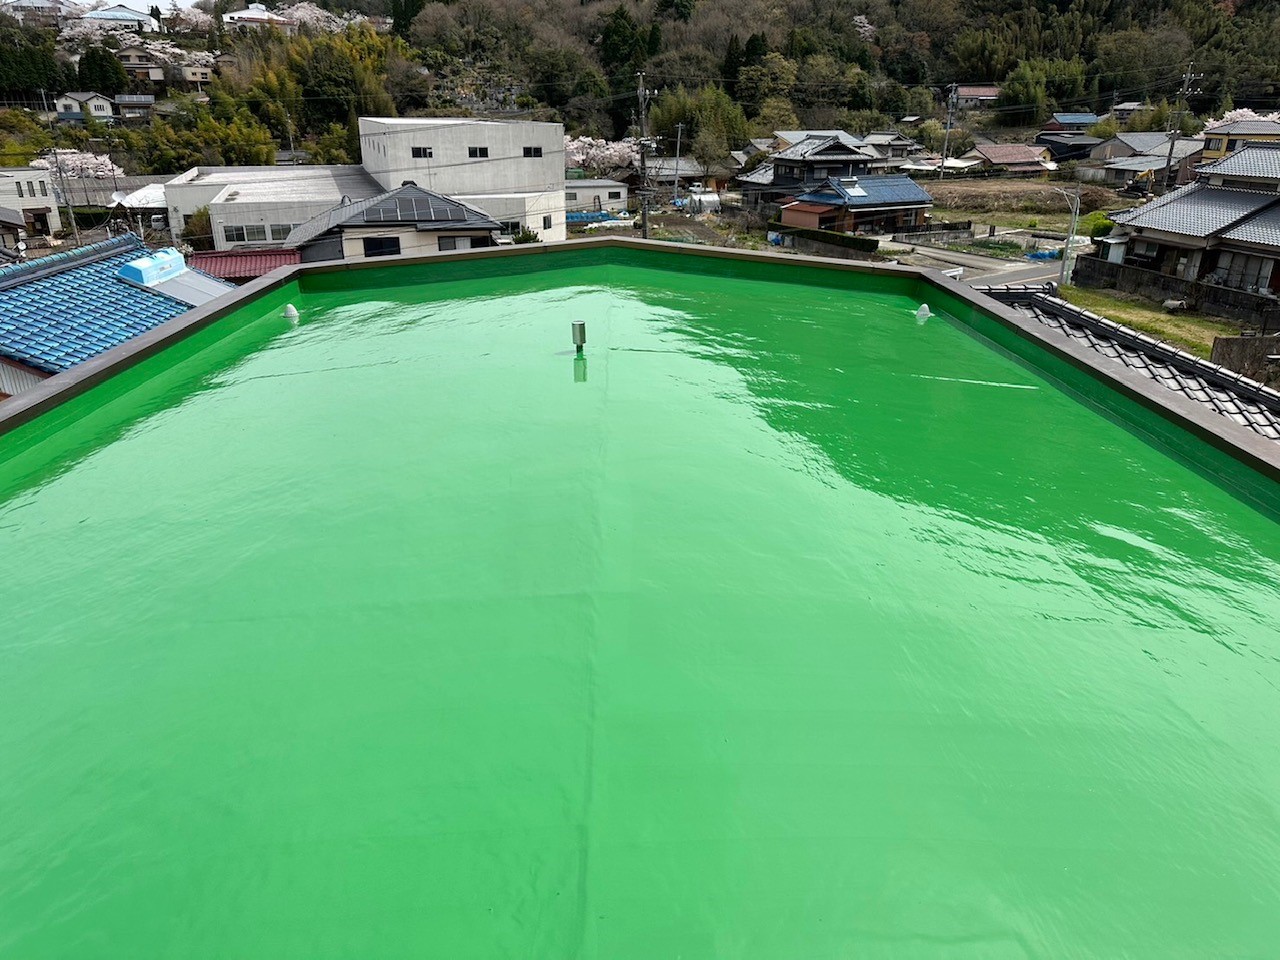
[{"x1": 1058, "y1": 285, "x2": 1239, "y2": 358}]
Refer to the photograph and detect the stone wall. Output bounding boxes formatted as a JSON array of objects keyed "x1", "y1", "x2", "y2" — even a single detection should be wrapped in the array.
[
  {"x1": 1073, "y1": 255, "x2": 1280, "y2": 329},
  {"x1": 1210, "y1": 335, "x2": 1280, "y2": 387}
]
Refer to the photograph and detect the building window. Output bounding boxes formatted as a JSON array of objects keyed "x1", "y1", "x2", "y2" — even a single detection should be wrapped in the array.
[
  {"x1": 411, "y1": 146, "x2": 432, "y2": 158},
  {"x1": 14, "y1": 182, "x2": 21, "y2": 198},
  {"x1": 498, "y1": 220, "x2": 520, "y2": 234},
  {"x1": 270, "y1": 223, "x2": 293, "y2": 240},
  {"x1": 542, "y1": 215, "x2": 552, "y2": 230},
  {"x1": 439, "y1": 236, "x2": 458, "y2": 251},
  {"x1": 363, "y1": 236, "x2": 401, "y2": 257},
  {"x1": 467, "y1": 146, "x2": 489, "y2": 158},
  {"x1": 607, "y1": 191, "x2": 621, "y2": 199},
  {"x1": 27, "y1": 182, "x2": 35, "y2": 195},
  {"x1": 566, "y1": 192, "x2": 577, "y2": 200},
  {"x1": 93, "y1": 103, "x2": 107, "y2": 112},
  {"x1": 244, "y1": 224, "x2": 267, "y2": 241},
  {"x1": 523, "y1": 146, "x2": 542, "y2": 158},
  {"x1": 39, "y1": 181, "x2": 47, "y2": 196},
  {"x1": 224, "y1": 225, "x2": 246, "y2": 242},
  {"x1": 1207, "y1": 137, "x2": 1224, "y2": 151}
]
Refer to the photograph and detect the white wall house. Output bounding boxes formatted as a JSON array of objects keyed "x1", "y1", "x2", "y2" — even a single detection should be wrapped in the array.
[
  {"x1": 358, "y1": 117, "x2": 567, "y2": 242},
  {"x1": 0, "y1": 169, "x2": 61, "y2": 236},
  {"x1": 55, "y1": 92, "x2": 115, "y2": 123},
  {"x1": 565, "y1": 179, "x2": 628, "y2": 212}
]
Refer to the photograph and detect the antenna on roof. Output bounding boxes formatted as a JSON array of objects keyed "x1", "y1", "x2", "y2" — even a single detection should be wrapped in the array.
[{"x1": 110, "y1": 190, "x2": 128, "y2": 206}]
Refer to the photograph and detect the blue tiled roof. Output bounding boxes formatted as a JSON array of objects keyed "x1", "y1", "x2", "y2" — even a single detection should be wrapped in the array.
[
  {"x1": 0, "y1": 235, "x2": 193, "y2": 374},
  {"x1": 796, "y1": 175, "x2": 934, "y2": 208},
  {"x1": 1053, "y1": 112, "x2": 1100, "y2": 125}
]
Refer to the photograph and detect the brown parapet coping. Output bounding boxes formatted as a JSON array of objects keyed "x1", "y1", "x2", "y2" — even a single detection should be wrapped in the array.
[{"x1": 1, "y1": 236, "x2": 1278, "y2": 485}]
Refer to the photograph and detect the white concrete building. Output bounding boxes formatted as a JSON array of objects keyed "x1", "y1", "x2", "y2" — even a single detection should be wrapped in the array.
[
  {"x1": 565, "y1": 179, "x2": 628, "y2": 213},
  {"x1": 0, "y1": 169, "x2": 61, "y2": 236},
  {"x1": 222, "y1": 3, "x2": 297, "y2": 35},
  {"x1": 358, "y1": 117, "x2": 566, "y2": 242},
  {"x1": 164, "y1": 165, "x2": 382, "y2": 251}
]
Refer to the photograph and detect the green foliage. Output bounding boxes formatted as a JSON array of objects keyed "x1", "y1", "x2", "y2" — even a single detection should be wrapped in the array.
[
  {"x1": 998, "y1": 61, "x2": 1048, "y2": 126},
  {"x1": 181, "y1": 206, "x2": 214, "y2": 251},
  {"x1": 1079, "y1": 209, "x2": 1114, "y2": 239},
  {"x1": 0, "y1": 25, "x2": 65, "y2": 98},
  {"x1": 78, "y1": 47, "x2": 129, "y2": 96},
  {"x1": 736, "y1": 52, "x2": 797, "y2": 115},
  {"x1": 512, "y1": 226, "x2": 540, "y2": 243}
]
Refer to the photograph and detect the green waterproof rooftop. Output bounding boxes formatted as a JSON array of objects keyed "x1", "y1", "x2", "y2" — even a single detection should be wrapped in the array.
[{"x1": 2, "y1": 243, "x2": 1279, "y2": 957}]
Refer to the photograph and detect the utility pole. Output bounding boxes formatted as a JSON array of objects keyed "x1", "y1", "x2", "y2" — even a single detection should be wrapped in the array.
[
  {"x1": 1162, "y1": 62, "x2": 1202, "y2": 193},
  {"x1": 938, "y1": 83, "x2": 958, "y2": 180},
  {"x1": 1056, "y1": 180, "x2": 1082, "y2": 286},
  {"x1": 38, "y1": 88, "x2": 79, "y2": 245},
  {"x1": 672, "y1": 122, "x2": 684, "y2": 203},
  {"x1": 637, "y1": 71, "x2": 653, "y2": 239}
]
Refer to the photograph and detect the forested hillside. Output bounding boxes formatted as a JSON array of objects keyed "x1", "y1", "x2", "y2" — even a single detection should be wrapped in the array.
[{"x1": 2, "y1": 0, "x2": 1277, "y2": 175}]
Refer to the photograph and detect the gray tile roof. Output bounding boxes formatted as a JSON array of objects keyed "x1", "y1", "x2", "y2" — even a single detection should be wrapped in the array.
[
  {"x1": 1197, "y1": 143, "x2": 1280, "y2": 180},
  {"x1": 1111, "y1": 183, "x2": 1279, "y2": 237},
  {"x1": 1115, "y1": 132, "x2": 1173, "y2": 153},
  {"x1": 1220, "y1": 205, "x2": 1280, "y2": 247},
  {"x1": 978, "y1": 285, "x2": 1280, "y2": 442},
  {"x1": 734, "y1": 162, "x2": 776, "y2": 186},
  {"x1": 771, "y1": 135, "x2": 877, "y2": 162},
  {"x1": 1205, "y1": 119, "x2": 1280, "y2": 136},
  {"x1": 284, "y1": 184, "x2": 500, "y2": 248}
]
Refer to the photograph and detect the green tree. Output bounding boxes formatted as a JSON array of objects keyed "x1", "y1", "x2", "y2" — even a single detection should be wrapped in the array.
[
  {"x1": 181, "y1": 205, "x2": 214, "y2": 251},
  {"x1": 735, "y1": 52, "x2": 796, "y2": 115},
  {"x1": 78, "y1": 47, "x2": 129, "y2": 96},
  {"x1": 752, "y1": 96, "x2": 799, "y2": 135},
  {"x1": 998, "y1": 61, "x2": 1048, "y2": 126},
  {"x1": 690, "y1": 124, "x2": 726, "y2": 175},
  {"x1": 721, "y1": 34, "x2": 743, "y2": 95}
]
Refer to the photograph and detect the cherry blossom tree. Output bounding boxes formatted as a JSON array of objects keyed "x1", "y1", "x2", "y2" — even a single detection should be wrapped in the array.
[
  {"x1": 565, "y1": 136, "x2": 639, "y2": 173},
  {"x1": 31, "y1": 149, "x2": 125, "y2": 180}
]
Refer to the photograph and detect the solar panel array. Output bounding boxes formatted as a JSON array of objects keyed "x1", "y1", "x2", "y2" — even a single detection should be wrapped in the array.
[{"x1": 363, "y1": 196, "x2": 466, "y2": 224}]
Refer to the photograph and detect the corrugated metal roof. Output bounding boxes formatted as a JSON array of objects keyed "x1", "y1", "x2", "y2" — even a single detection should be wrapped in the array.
[
  {"x1": 0, "y1": 236, "x2": 196, "y2": 374},
  {"x1": 1051, "y1": 113, "x2": 1100, "y2": 124},
  {"x1": 979, "y1": 286, "x2": 1280, "y2": 442},
  {"x1": 1111, "y1": 183, "x2": 1279, "y2": 237},
  {"x1": 1198, "y1": 143, "x2": 1280, "y2": 180},
  {"x1": 187, "y1": 249, "x2": 301, "y2": 280}
]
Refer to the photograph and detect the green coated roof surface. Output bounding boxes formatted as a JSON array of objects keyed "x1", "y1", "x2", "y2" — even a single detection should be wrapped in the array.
[{"x1": 1, "y1": 247, "x2": 1279, "y2": 956}]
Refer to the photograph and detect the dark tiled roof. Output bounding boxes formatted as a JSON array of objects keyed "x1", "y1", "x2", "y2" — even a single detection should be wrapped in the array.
[
  {"x1": 772, "y1": 135, "x2": 877, "y2": 162},
  {"x1": 1220, "y1": 205, "x2": 1280, "y2": 248},
  {"x1": 734, "y1": 162, "x2": 776, "y2": 186},
  {"x1": 285, "y1": 185, "x2": 501, "y2": 248},
  {"x1": 978, "y1": 285, "x2": 1280, "y2": 442},
  {"x1": 0, "y1": 236, "x2": 201, "y2": 374},
  {"x1": 1110, "y1": 183, "x2": 1279, "y2": 237},
  {"x1": 1197, "y1": 143, "x2": 1280, "y2": 180},
  {"x1": 795, "y1": 175, "x2": 933, "y2": 208}
]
